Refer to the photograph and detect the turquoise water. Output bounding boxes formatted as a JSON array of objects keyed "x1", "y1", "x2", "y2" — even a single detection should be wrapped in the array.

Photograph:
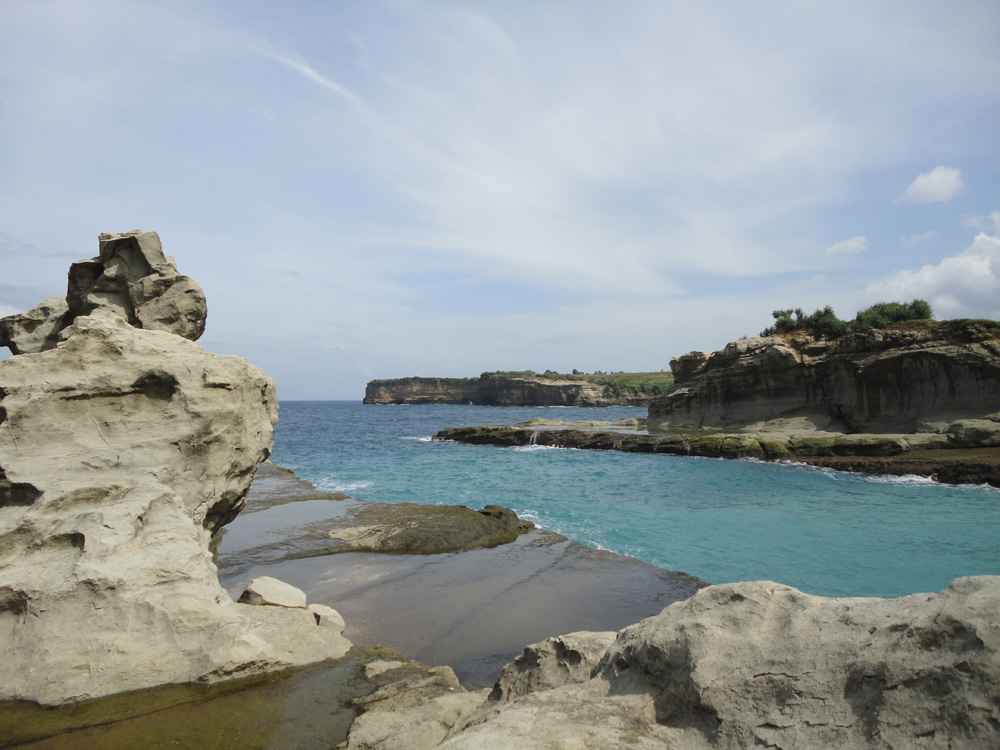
[{"x1": 271, "y1": 401, "x2": 1000, "y2": 598}]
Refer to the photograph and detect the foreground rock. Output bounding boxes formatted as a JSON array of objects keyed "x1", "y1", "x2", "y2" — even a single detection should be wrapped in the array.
[
  {"x1": 0, "y1": 234, "x2": 348, "y2": 706},
  {"x1": 651, "y1": 320, "x2": 1000, "y2": 433},
  {"x1": 342, "y1": 576, "x2": 1000, "y2": 749}
]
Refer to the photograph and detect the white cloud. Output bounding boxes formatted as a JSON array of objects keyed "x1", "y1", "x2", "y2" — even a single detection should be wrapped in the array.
[
  {"x1": 825, "y1": 236, "x2": 867, "y2": 259},
  {"x1": 865, "y1": 233, "x2": 1000, "y2": 320},
  {"x1": 964, "y1": 210, "x2": 1000, "y2": 234},
  {"x1": 902, "y1": 230, "x2": 939, "y2": 246},
  {"x1": 899, "y1": 166, "x2": 964, "y2": 204}
]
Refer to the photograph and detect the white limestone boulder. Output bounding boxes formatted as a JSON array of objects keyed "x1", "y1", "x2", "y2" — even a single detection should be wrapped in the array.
[
  {"x1": 0, "y1": 240, "x2": 350, "y2": 706},
  {"x1": 238, "y1": 576, "x2": 308, "y2": 608}
]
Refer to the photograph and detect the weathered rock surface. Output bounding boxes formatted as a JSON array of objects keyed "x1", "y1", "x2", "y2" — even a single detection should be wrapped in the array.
[
  {"x1": 0, "y1": 229, "x2": 206, "y2": 354},
  {"x1": 486, "y1": 630, "x2": 617, "y2": 704},
  {"x1": 651, "y1": 321, "x2": 1000, "y2": 433},
  {"x1": 364, "y1": 373, "x2": 650, "y2": 406},
  {"x1": 0, "y1": 295, "x2": 71, "y2": 354},
  {"x1": 341, "y1": 576, "x2": 1000, "y2": 749},
  {"x1": 0, "y1": 237, "x2": 348, "y2": 706}
]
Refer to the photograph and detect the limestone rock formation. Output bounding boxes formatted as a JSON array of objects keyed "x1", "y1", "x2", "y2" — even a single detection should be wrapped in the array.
[
  {"x1": 342, "y1": 576, "x2": 1000, "y2": 749},
  {"x1": 364, "y1": 373, "x2": 650, "y2": 406},
  {"x1": 0, "y1": 229, "x2": 206, "y2": 355},
  {"x1": 0, "y1": 235, "x2": 348, "y2": 706},
  {"x1": 651, "y1": 322, "x2": 1000, "y2": 433}
]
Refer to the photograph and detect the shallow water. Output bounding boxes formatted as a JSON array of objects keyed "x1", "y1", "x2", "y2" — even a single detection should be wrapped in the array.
[
  {"x1": 0, "y1": 652, "x2": 388, "y2": 750},
  {"x1": 272, "y1": 401, "x2": 1000, "y2": 598}
]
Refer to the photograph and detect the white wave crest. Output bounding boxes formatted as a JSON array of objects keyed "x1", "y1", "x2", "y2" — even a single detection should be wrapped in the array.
[
  {"x1": 863, "y1": 473, "x2": 939, "y2": 487},
  {"x1": 319, "y1": 478, "x2": 374, "y2": 493}
]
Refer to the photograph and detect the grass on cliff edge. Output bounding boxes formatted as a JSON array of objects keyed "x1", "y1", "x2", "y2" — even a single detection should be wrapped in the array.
[{"x1": 369, "y1": 371, "x2": 676, "y2": 396}]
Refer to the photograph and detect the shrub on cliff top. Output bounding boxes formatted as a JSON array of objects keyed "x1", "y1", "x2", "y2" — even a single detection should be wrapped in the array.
[{"x1": 761, "y1": 299, "x2": 933, "y2": 339}]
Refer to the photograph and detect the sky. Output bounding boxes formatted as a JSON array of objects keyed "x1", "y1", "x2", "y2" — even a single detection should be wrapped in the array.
[{"x1": 1, "y1": 1, "x2": 998, "y2": 400}]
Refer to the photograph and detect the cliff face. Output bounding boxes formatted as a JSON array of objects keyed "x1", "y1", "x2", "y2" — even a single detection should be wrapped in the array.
[
  {"x1": 365, "y1": 374, "x2": 648, "y2": 406},
  {"x1": 650, "y1": 321, "x2": 1000, "y2": 432},
  {"x1": 364, "y1": 378, "x2": 481, "y2": 405}
]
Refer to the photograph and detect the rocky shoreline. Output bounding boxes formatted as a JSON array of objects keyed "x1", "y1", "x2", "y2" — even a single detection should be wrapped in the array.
[
  {"x1": 3, "y1": 234, "x2": 999, "y2": 747},
  {"x1": 218, "y1": 461, "x2": 706, "y2": 689},
  {"x1": 435, "y1": 420, "x2": 1000, "y2": 488}
]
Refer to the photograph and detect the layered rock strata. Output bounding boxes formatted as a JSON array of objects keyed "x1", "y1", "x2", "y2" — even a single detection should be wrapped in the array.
[
  {"x1": 651, "y1": 321, "x2": 1000, "y2": 433},
  {"x1": 341, "y1": 576, "x2": 1000, "y2": 749},
  {"x1": 0, "y1": 233, "x2": 348, "y2": 705},
  {"x1": 364, "y1": 374, "x2": 649, "y2": 406}
]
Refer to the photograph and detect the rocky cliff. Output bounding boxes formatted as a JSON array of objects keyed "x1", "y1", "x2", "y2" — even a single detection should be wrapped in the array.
[
  {"x1": 0, "y1": 231, "x2": 349, "y2": 705},
  {"x1": 365, "y1": 373, "x2": 648, "y2": 406},
  {"x1": 650, "y1": 321, "x2": 1000, "y2": 433}
]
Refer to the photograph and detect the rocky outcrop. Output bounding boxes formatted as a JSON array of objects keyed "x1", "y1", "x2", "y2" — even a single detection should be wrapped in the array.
[
  {"x1": 434, "y1": 423, "x2": 1000, "y2": 487},
  {"x1": 650, "y1": 321, "x2": 1000, "y2": 433},
  {"x1": 364, "y1": 374, "x2": 649, "y2": 406},
  {"x1": 0, "y1": 229, "x2": 206, "y2": 354},
  {"x1": 0, "y1": 234, "x2": 348, "y2": 706},
  {"x1": 326, "y1": 503, "x2": 535, "y2": 554},
  {"x1": 341, "y1": 576, "x2": 1000, "y2": 749}
]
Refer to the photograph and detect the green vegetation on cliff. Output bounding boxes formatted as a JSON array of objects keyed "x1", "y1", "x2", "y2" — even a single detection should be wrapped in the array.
[
  {"x1": 370, "y1": 370, "x2": 675, "y2": 397},
  {"x1": 367, "y1": 375, "x2": 478, "y2": 388},
  {"x1": 761, "y1": 299, "x2": 934, "y2": 338}
]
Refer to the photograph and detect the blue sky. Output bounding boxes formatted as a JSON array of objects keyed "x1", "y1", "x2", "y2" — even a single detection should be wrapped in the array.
[{"x1": 1, "y1": 1, "x2": 998, "y2": 399}]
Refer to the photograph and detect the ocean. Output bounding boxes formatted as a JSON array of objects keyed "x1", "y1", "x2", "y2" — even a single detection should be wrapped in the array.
[{"x1": 271, "y1": 401, "x2": 1000, "y2": 599}]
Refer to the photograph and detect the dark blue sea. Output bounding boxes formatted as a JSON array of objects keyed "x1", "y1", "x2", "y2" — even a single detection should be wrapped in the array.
[{"x1": 270, "y1": 401, "x2": 1000, "y2": 599}]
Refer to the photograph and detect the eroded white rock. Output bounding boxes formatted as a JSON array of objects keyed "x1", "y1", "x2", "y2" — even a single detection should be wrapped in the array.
[
  {"x1": 0, "y1": 237, "x2": 349, "y2": 706},
  {"x1": 341, "y1": 577, "x2": 1000, "y2": 749},
  {"x1": 239, "y1": 576, "x2": 308, "y2": 608}
]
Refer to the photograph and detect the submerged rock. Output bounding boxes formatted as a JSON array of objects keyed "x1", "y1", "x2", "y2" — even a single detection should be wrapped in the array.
[
  {"x1": 341, "y1": 576, "x2": 1000, "y2": 749},
  {"x1": 0, "y1": 234, "x2": 348, "y2": 706}
]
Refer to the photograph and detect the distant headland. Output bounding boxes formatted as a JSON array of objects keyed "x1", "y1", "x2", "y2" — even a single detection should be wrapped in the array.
[{"x1": 363, "y1": 370, "x2": 674, "y2": 406}]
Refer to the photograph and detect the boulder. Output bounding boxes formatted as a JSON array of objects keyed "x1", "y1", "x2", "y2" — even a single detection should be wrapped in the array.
[
  {"x1": 0, "y1": 229, "x2": 206, "y2": 357},
  {"x1": 238, "y1": 576, "x2": 308, "y2": 608},
  {"x1": 0, "y1": 236, "x2": 349, "y2": 706},
  {"x1": 308, "y1": 603, "x2": 347, "y2": 633}
]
